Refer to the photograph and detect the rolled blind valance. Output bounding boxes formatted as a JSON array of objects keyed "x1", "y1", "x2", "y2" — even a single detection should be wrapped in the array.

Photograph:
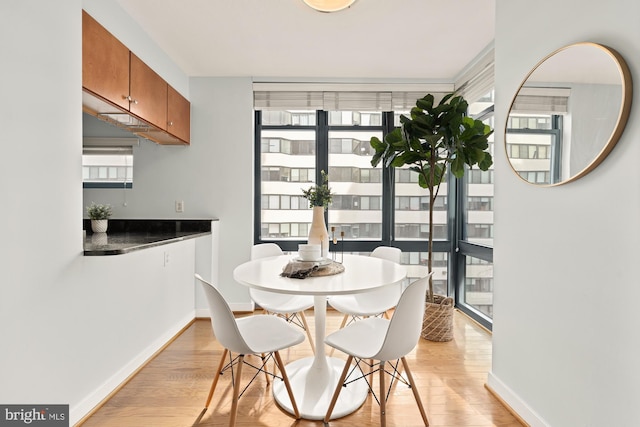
[
  {"x1": 82, "y1": 146, "x2": 134, "y2": 156},
  {"x1": 253, "y1": 91, "x2": 324, "y2": 110},
  {"x1": 455, "y1": 47, "x2": 495, "y2": 104},
  {"x1": 511, "y1": 87, "x2": 571, "y2": 114},
  {"x1": 83, "y1": 137, "x2": 139, "y2": 148},
  {"x1": 253, "y1": 83, "x2": 454, "y2": 111},
  {"x1": 322, "y1": 91, "x2": 392, "y2": 111}
]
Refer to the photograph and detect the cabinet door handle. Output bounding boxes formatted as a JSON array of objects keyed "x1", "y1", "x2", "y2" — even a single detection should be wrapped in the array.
[
  {"x1": 123, "y1": 95, "x2": 139, "y2": 105},
  {"x1": 168, "y1": 121, "x2": 174, "y2": 126}
]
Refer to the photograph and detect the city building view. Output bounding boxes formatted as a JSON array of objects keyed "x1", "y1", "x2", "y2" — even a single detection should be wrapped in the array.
[{"x1": 256, "y1": 92, "x2": 495, "y2": 321}]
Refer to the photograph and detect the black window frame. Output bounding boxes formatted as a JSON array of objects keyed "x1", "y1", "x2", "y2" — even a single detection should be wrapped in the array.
[{"x1": 255, "y1": 108, "x2": 494, "y2": 330}]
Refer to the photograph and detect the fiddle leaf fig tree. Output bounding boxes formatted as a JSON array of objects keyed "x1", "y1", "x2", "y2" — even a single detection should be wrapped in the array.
[{"x1": 370, "y1": 93, "x2": 493, "y2": 303}]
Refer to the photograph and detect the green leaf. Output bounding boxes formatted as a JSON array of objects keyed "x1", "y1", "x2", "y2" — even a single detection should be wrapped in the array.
[
  {"x1": 418, "y1": 173, "x2": 429, "y2": 189},
  {"x1": 371, "y1": 151, "x2": 383, "y2": 167},
  {"x1": 438, "y1": 93, "x2": 454, "y2": 106},
  {"x1": 415, "y1": 94, "x2": 434, "y2": 111},
  {"x1": 479, "y1": 152, "x2": 493, "y2": 170},
  {"x1": 391, "y1": 156, "x2": 408, "y2": 168},
  {"x1": 385, "y1": 128, "x2": 403, "y2": 144},
  {"x1": 399, "y1": 151, "x2": 427, "y2": 165},
  {"x1": 451, "y1": 154, "x2": 466, "y2": 178},
  {"x1": 399, "y1": 114, "x2": 412, "y2": 125},
  {"x1": 370, "y1": 136, "x2": 384, "y2": 151}
]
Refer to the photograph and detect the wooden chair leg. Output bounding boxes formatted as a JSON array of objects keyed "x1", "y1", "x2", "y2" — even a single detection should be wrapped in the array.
[
  {"x1": 299, "y1": 310, "x2": 316, "y2": 354},
  {"x1": 205, "y1": 348, "x2": 228, "y2": 408},
  {"x1": 324, "y1": 355, "x2": 353, "y2": 423},
  {"x1": 329, "y1": 315, "x2": 350, "y2": 356},
  {"x1": 260, "y1": 353, "x2": 270, "y2": 385},
  {"x1": 379, "y1": 360, "x2": 387, "y2": 427},
  {"x1": 229, "y1": 354, "x2": 244, "y2": 427},
  {"x1": 400, "y1": 357, "x2": 429, "y2": 426},
  {"x1": 274, "y1": 351, "x2": 300, "y2": 419}
]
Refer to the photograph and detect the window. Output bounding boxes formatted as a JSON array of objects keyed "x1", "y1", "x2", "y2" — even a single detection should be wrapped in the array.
[
  {"x1": 467, "y1": 196, "x2": 493, "y2": 211},
  {"x1": 331, "y1": 195, "x2": 381, "y2": 210},
  {"x1": 82, "y1": 146, "x2": 133, "y2": 188},
  {"x1": 454, "y1": 91, "x2": 495, "y2": 327},
  {"x1": 400, "y1": 251, "x2": 448, "y2": 296},
  {"x1": 395, "y1": 195, "x2": 447, "y2": 211},
  {"x1": 255, "y1": 91, "x2": 494, "y2": 330},
  {"x1": 462, "y1": 256, "x2": 494, "y2": 318},
  {"x1": 506, "y1": 114, "x2": 563, "y2": 185}
]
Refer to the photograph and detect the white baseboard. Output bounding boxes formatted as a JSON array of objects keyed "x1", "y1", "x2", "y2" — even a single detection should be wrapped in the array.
[
  {"x1": 70, "y1": 312, "x2": 195, "y2": 426},
  {"x1": 486, "y1": 372, "x2": 549, "y2": 427},
  {"x1": 194, "y1": 307, "x2": 211, "y2": 318}
]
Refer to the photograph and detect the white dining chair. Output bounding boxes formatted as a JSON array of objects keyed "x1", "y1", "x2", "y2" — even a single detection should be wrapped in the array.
[
  {"x1": 249, "y1": 243, "x2": 316, "y2": 354},
  {"x1": 327, "y1": 246, "x2": 402, "y2": 331},
  {"x1": 194, "y1": 274, "x2": 303, "y2": 427},
  {"x1": 323, "y1": 273, "x2": 434, "y2": 427}
]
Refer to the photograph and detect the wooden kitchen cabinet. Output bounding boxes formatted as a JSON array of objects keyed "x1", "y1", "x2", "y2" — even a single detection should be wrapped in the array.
[
  {"x1": 82, "y1": 10, "x2": 129, "y2": 110},
  {"x1": 82, "y1": 10, "x2": 190, "y2": 145},
  {"x1": 129, "y1": 53, "x2": 168, "y2": 131},
  {"x1": 167, "y1": 85, "x2": 191, "y2": 143}
]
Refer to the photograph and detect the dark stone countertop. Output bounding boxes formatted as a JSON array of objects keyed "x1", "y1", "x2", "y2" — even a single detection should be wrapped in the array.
[{"x1": 83, "y1": 219, "x2": 215, "y2": 256}]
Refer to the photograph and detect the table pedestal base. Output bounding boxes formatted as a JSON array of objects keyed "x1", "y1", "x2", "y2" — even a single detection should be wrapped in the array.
[{"x1": 273, "y1": 356, "x2": 368, "y2": 420}]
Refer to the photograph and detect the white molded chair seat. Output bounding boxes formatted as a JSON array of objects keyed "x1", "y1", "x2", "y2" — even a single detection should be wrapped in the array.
[
  {"x1": 249, "y1": 243, "x2": 316, "y2": 353},
  {"x1": 250, "y1": 289, "x2": 315, "y2": 315},
  {"x1": 195, "y1": 274, "x2": 304, "y2": 427},
  {"x1": 327, "y1": 294, "x2": 394, "y2": 317},
  {"x1": 327, "y1": 246, "x2": 402, "y2": 332},
  {"x1": 323, "y1": 273, "x2": 434, "y2": 427}
]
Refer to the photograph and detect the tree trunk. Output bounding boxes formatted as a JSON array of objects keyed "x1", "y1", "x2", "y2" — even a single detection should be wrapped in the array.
[{"x1": 427, "y1": 155, "x2": 436, "y2": 303}]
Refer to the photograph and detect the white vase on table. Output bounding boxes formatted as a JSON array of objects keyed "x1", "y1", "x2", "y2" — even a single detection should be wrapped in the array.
[{"x1": 308, "y1": 206, "x2": 329, "y2": 258}]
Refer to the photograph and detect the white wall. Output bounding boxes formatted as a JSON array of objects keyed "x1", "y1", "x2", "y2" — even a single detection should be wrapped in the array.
[
  {"x1": 0, "y1": 1, "x2": 203, "y2": 424},
  {"x1": 491, "y1": 1, "x2": 640, "y2": 426},
  {"x1": 188, "y1": 77, "x2": 254, "y2": 308}
]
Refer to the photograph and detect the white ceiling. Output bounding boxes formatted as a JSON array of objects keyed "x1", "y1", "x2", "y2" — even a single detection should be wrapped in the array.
[{"x1": 115, "y1": 0, "x2": 495, "y2": 81}]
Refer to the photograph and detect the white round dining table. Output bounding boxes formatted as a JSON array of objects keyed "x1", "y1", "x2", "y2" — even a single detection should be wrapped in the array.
[{"x1": 233, "y1": 253, "x2": 407, "y2": 420}]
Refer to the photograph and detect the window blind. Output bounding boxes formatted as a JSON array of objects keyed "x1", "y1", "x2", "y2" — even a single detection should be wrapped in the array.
[
  {"x1": 82, "y1": 138, "x2": 136, "y2": 188},
  {"x1": 253, "y1": 91, "x2": 324, "y2": 110},
  {"x1": 253, "y1": 83, "x2": 453, "y2": 111},
  {"x1": 510, "y1": 87, "x2": 570, "y2": 114},
  {"x1": 83, "y1": 137, "x2": 139, "y2": 148},
  {"x1": 455, "y1": 47, "x2": 494, "y2": 104},
  {"x1": 82, "y1": 146, "x2": 134, "y2": 156}
]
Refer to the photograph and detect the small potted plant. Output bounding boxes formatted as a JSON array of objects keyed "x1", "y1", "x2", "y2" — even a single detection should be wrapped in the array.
[
  {"x1": 302, "y1": 170, "x2": 332, "y2": 257},
  {"x1": 86, "y1": 202, "x2": 113, "y2": 233}
]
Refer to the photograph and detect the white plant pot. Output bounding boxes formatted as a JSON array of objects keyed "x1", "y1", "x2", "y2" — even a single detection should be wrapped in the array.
[
  {"x1": 91, "y1": 232, "x2": 108, "y2": 246},
  {"x1": 91, "y1": 219, "x2": 108, "y2": 233}
]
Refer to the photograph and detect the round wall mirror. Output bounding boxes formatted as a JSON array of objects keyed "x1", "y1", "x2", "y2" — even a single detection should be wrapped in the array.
[{"x1": 505, "y1": 42, "x2": 632, "y2": 186}]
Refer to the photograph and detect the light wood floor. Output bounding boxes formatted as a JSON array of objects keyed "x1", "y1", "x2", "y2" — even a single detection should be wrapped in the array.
[{"x1": 77, "y1": 310, "x2": 523, "y2": 427}]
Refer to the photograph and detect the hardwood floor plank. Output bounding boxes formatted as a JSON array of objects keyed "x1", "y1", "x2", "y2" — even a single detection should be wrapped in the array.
[{"x1": 77, "y1": 310, "x2": 524, "y2": 427}]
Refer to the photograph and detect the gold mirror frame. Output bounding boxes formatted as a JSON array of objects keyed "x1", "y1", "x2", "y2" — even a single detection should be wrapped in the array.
[{"x1": 505, "y1": 42, "x2": 633, "y2": 186}]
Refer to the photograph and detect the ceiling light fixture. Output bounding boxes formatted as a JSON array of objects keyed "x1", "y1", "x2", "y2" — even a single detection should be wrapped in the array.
[{"x1": 302, "y1": 0, "x2": 356, "y2": 13}]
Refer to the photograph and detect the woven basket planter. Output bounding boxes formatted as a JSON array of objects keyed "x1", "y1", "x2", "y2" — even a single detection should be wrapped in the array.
[{"x1": 421, "y1": 295, "x2": 454, "y2": 342}]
